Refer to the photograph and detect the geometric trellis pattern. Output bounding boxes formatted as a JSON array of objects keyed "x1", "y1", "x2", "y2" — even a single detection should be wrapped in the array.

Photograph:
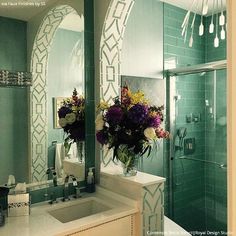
[
  {"x1": 30, "y1": 5, "x2": 76, "y2": 182},
  {"x1": 100, "y1": 0, "x2": 135, "y2": 102},
  {"x1": 142, "y1": 183, "x2": 164, "y2": 235},
  {"x1": 100, "y1": 0, "x2": 135, "y2": 167}
]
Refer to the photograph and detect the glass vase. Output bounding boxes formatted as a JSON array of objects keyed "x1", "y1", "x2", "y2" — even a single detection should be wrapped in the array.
[
  {"x1": 122, "y1": 162, "x2": 138, "y2": 177},
  {"x1": 116, "y1": 145, "x2": 138, "y2": 177},
  {"x1": 76, "y1": 141, "x2": 85, "y2": 163}
]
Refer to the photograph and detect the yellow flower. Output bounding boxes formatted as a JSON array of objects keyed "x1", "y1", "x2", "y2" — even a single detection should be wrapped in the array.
[
  {"x1": 130, "y1": 91, "x2": 149, "y2": 105},
  {"x1": 127, "y1": 90, "x2": 132, "y2": 97},
  {"x1": 95, "y1": 114, "x2": 105, "y2": 131},
  {"x1": 72, "y1": 105, "x2": 78, "y2": 112},
  {"x1": 149, "y1": 111, "x2": 157, "y2": 117},
  {"x1": 144, "y1": 127, "x2": 156, "y2": 140},
  {"x1": 98, "y1": 100, "x2": 109, "y2": 111}
]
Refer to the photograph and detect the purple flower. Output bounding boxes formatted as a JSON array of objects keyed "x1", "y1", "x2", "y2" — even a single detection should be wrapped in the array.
[
  {"x1": 58, "y1": 106, "x2": 71, "y2": 118},
  {"x1": 105, "y1": 106, "x2": 123, "y2": 125},
  {"x1": 96, "y1": 131, "x2": 108, "y2": 145},
  {"x1": 127, "y1": 104, "x2": 148, "y2": 124},
  {"x1": 147, "y1": 116, "x2": 161, "y2": 128}
]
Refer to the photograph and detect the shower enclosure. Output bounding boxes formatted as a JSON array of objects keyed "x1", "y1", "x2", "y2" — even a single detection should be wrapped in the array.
[{"x1": 166, "y1": 60, "x2": 227, "y2": 235}]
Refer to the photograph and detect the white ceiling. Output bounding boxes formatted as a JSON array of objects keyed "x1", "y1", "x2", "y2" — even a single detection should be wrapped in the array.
[{"x1": 160, "y1": 0, "x2": 227, "y2": 15}]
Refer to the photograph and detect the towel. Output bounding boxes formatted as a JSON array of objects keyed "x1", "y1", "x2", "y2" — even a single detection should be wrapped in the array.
[
  {"x1": 67, "y1": 142, "x2": 79, "y2": 160},
  {"x1": 55, "y1": 143, "x2": 66, "y2": 178}
]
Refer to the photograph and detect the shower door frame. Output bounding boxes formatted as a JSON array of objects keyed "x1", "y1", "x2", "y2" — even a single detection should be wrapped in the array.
[{"x1": 165, "y1": 59, "x2": 227, "y2": 218}]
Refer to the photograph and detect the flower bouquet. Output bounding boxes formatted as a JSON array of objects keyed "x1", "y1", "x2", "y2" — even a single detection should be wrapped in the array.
[
  {"x1": 58, "y1": 88, "x2": 85, "y2": 158},
  {"x1": 96, "y1": 85, "x2": 169, "y2": 176}
]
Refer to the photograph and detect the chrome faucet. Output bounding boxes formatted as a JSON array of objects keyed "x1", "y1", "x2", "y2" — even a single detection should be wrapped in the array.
[
  {"x1": 46, "y1": 167, "x2": 57, "y2": 187},
  {"x1": 46, "y1": 167, "x2": 58, "y2": 204},
  {"x1": 49, "y1": 191, "x2": 58, "y2": 204},
  {"x1": 62, "y1": 175, "x2": 78, "y2": 201}
]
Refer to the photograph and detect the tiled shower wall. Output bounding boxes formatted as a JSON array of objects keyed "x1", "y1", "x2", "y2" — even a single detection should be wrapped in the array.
[
  {"x1": 164, "y1": 3, "x2": 227, "y2": 233},
  {"x1": 164, "y1": 3, "x2": 206, "y2": 231},
  {"x1": 204, "y1": 16, "x2": 227, "y2": 232}
]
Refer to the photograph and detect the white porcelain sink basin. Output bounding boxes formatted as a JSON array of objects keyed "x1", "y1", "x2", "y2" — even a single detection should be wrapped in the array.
[{"x1": 48, "y1": 198, "x2": 111, "y2": 223}]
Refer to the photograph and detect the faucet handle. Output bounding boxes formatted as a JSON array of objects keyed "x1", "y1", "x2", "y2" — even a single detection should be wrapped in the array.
[{"x1": 72, "y1": 176, "x2": 78, "y2": 186}]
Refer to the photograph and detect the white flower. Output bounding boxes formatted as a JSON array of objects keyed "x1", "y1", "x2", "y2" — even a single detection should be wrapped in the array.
[
  {"x1": 65, "y1": 113, "x2": 76, "y2": 124},
  {"x1": 95, "y1": 114, "x2": 105, "y2": 131},
  {"x1": 59, "y1": 118, "x2": 67, "y2": 128},
  {"x1": 144, "y1": 127, "x2": 156, "y2": 140}
]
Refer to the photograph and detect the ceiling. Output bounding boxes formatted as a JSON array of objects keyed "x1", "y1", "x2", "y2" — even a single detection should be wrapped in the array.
[
  {"x1": 0, "y1": 0, "x2": 60, "y2": 21},
  {"x1": 160, "y1": 0, "x2": 227, "y2": 16},
  {"x1": 0, "y1": 0, "x2": 227, "y2": 21}
]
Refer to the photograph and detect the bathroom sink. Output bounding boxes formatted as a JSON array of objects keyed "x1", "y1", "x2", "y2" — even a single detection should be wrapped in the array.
[{"x1": 48, "y1": 198, "x2": 111, "y2": 223}]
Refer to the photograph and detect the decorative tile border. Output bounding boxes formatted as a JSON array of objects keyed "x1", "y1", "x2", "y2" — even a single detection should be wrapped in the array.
[
  {"x1": 30, "y1": 5, "x2": 76, "y2": 182},
  {"x1": 100, "y1": 0, "x2": 135, "y2": 102},
  {"x1": 0, "y1": 70, "x2": 32, "y2": 87},
  {"x1": 142, "y1": 183, "x2": 164, "y2": 235}
]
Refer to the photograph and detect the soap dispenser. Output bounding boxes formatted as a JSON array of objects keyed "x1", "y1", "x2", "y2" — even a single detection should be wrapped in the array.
[{"x1": 86, "y1": 167, "x2": 95, "y2": 193}]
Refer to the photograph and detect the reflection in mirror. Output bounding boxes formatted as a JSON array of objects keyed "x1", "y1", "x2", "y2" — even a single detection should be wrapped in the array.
[
  {"x1": 30, "y1": 5, "x2": 85, "y2": 184},
  {"x1": 47, "y1": 13, "x2": 85, "y2": 181},
  {"x1": 0, "y1": 16, "x2": 29, "y2": 185},
  {"x1": 0, "y1": 4, "x2": 85, "y2": 187}
]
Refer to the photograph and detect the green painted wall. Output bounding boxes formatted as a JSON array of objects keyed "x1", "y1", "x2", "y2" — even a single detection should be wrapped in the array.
[
  {"x1": 120, "y1": 0, "x2": 164, "y2": 177},
  {"x1": 121, "y1": 0, "x2": 163, "y2": 79},
  {"x1": 0, "y1": 17, "x2": 28, "y2": 184}
]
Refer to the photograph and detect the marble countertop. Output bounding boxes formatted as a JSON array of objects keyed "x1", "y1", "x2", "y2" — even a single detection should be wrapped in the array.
[
  {"x1": 0, "y1": 186, "x2": 138, "y2": 236},
  {"x1": 101, "y1": 167, "x2": 166, "y2": 186}
]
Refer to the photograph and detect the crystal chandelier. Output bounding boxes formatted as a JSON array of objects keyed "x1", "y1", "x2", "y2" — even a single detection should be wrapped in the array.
[{"x1": 181, "y1": 0, "x2": 226, "y2": 48}]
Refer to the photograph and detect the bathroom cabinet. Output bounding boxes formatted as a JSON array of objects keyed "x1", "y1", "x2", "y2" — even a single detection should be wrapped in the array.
[
  {"x1": 59, "y1": 215, "x2": 135, "y2": 236},
  {"x1": 100, "y1": 169, "x2": 165, "y2": 236}
]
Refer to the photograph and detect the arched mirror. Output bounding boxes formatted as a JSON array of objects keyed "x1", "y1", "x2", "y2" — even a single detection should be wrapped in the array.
[
  {"x1": 30, "y1": 5, "x2": 85, "y2": 184},
  {"x1": 0, "y1": 1, "x2": 86, "y2": 188}
]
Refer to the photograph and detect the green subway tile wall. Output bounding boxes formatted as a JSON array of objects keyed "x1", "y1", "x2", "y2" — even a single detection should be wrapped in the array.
[
  {"x1": 164, "y1": 4, "x2": 206, "y2": 231},
  {"x1": 205, "y1": 12, "x2": 227, "y2": 234},
  {"x1": 164, "y1": 3, "x2": 227, "y2": 234},
  {"x1": 0, "y1": 17, "x2": 28, "y2": 184},
  {"x1": 205, "y1": 12, "x2": 227, "y2": 62}
]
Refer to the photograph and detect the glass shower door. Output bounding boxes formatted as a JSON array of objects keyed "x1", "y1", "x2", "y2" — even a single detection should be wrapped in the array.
[{"x1": 169, "y1": 69, "x2": 227, "y2": 235}]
